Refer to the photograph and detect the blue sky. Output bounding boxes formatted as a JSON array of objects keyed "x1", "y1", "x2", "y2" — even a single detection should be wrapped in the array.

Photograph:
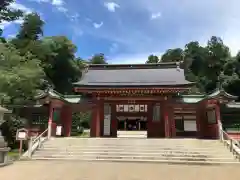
[{"x1": 1, "y1": 0, "x2": 240, "y2": 63}]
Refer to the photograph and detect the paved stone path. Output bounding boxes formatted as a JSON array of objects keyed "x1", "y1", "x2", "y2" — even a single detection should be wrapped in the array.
[{"x1": 1, "y1": 161, "x2": 240, "y2": 180}]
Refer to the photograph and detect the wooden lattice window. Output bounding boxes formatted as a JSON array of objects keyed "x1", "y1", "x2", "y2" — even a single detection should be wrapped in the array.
[{"x1": 207, "y1": 109, "x2": 216, "y2": 124}]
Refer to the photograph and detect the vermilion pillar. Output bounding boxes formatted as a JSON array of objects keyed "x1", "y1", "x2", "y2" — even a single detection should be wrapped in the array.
[
  {"x1": 196, "y1": 102, "x2": 205, "y2": 138},
  {"x1": 164, "y1": 104, "x2": 170, "y2": 138},
  {"x1": 111, "y1": 103, "x2": 117, "y2": 137},
  {"x1": 47, "y1": 103, "x2": 54, "y2": 138},
  {"x1": 90, "y1": 95, "x2": 101, "y2": 137},
  {"x1": 215, "y1": 103, "x2": 221, "y2": 138},
  {"x1": 61, "y1": 105, "x2": 72, "y2": 137},
  {"x1": 169, "y1": 105, "x2": 175, "y2": 137}
]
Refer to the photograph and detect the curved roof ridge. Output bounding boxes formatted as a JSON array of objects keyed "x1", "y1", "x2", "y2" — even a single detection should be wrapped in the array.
[{"x1": 88, "y1": 62, "x2": 180, "y2": 70}]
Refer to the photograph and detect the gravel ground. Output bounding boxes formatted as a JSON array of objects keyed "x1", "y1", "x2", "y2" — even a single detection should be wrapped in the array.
[{"x1": 0, "y1": 161, "x2": 240, "y2": 180}]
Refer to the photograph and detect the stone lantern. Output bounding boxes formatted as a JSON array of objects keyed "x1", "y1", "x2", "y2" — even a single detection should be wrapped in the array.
[{"x1": 0, "y1": 106, "x2": 11, "y2": 165}]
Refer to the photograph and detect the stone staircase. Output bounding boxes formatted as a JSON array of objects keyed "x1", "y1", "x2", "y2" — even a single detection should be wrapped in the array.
[
  {"x1": 117, "y1": 131, "x2": 147, "y2": 138},
  {"x1": 31, "y1": 138, "x2": 240, "y2": 165}
]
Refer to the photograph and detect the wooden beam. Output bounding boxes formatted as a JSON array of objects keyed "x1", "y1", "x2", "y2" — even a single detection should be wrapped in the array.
[
  {"x1": 74, "y1": 87, "x2": 190, "y2": 94},
  {"x1": 102, "y1": 96, "x2": 166, "y2": 101}
]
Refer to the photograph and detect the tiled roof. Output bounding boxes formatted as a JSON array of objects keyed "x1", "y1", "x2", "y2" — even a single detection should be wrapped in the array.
[
  {"x1": 74, "y1": 63, "x2": 193, "y2": 87},
  {"x1": 35, "y1": 89, "x2": 84, "y2": 103}
]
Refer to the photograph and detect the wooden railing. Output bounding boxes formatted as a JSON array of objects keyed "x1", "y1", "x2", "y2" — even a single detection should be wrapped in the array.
[
  {"x1": 219, "y1": 123, "x2": 240, "y2": 161},
  {"x1": 27, "y1": 128, "x2": 49, "y2": 158}
]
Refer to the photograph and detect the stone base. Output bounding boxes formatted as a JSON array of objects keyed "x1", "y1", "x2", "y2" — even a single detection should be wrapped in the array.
[{"x1": 0, "y1": 136, "x2": 10, "y2": 166}]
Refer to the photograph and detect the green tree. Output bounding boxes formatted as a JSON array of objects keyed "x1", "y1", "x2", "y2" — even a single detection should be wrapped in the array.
[
  {"x1": 90, "y1": 53, "x2": 107, "y2": 64},
  {"x1": 39, "y1": 36, "x2": 81, "y2": 93},
  {"x1": 0, "y1": 0, "x2": 23, "y2": 33},
  {"x1": 189, "y1": 36, "x2": 231, "y2": 92},
  {"x1": 11, "y1": 13, "x2": 82, "y2": 94},
  {"x1": 16, "y1": 13, "x2": 43, "y2": 40},
  {"x1": 0, "y1": 0, "x2": 23, "y2": 42},
  {"x1": 146, "y1": 54, "x2": 159, "y2": 63},
  {"x1": 222, "y1": 52, "x2": 240, "y2": 97},
  {"x1": 0, "y1": 42, "x2": 44, "y2": 104},
  {"x1": 11, "y1": 13, "x2": 44, "y2": 55},
  {"x1": 161, "y1": 48, "x2": 184, "y2": 62}
]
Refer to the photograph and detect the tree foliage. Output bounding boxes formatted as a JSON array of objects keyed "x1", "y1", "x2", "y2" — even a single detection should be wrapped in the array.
[
  {"x1": 161, "y1": 48, "x2": 184, "y2": 62},
  {"x1": 10, "y1": 12, "x2": 82, "y2": 94},
  {"x1": 90, "y1": 53, "x2": 107, "y2": 64},
  {"x1": 159, "y1": 36, "x2": 239, "y2": 95},
  {"x1": 39, "y1": 36, "x2": 81, "y2": 93},
  {"x1": 146, "y1": 54, "x2": 159, "y2": 63},
  {"x1": 0, "y1": 0, "x2": 23, "y2": 23},
  {"x1": 0, "y1": 42, "x2": 44, "y2": 104}
]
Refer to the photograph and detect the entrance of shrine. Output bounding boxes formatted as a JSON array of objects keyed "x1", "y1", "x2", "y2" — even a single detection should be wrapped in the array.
[
  {"x1": 117, "y1": 116, "x2": 147, "y2": 131},
  {"x1": 115, "y1": 103, "x2": 148, "y2": 132}
]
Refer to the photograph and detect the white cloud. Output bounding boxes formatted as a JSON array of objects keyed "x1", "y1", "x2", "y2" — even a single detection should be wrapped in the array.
[
  {"x1": 98, "y1": 0, "x2": 240, "y2": 59},
  {"x1": 31, "y1": 0, "x2": 50, "y2": 2},
  {"x1": 93, "y1": 22, "x2": 103, "y2": 29},
  {"x1": 56, "y1": 6, "x2": 68, "y2": 13},
  {"x1": 0, "y1": 18, "x2": 24, "y2": 30},
  {"x1": 0, "y1": 21, "x2": 11, "y2": 30},
  {"x1": 68, "y1": 13, "x2": 80, "y2": 22},
  {"x1": 104, "y1": 2, "x2": 120, "y2": 12},
  {"x1": 32, "y1": 0, "x2": 67, "y2": 13},
  {"x1": 151, "y1": 12, "x2": 161, "y2": 19},
  {"x1": 7, "y1": 34, "x2": 17, "y2": 38},
  {"x1": 14, "y1": 18, "x2": 24, "y2": 24},
  {"x1": 52, "y1": 0, "x2": 64, "y2": 6},
  {"x1": 50, "y1": 0, "x2": 68, "y2": 13},
  {"x1": 9, "y1": 2, "x2": 32, "y2": 14}
]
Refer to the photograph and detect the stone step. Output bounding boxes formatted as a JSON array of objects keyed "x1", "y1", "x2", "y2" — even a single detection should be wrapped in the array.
[
  {"x1": 44, "y1": 141, "x2": 223, "y2": 145},
  {"x1": 31, "y1": 138, "x2": 239, "y2": 165},
  {"x1": 44, "y1": 139, "x2": 223, "y2": 145},
  {"x1": 31, "y1": 154, "x2": 237, "y2": 162},
  {"x1": 34, "y1": 151, "x2": 234, "y2": 158},
  {"x1": 43, "y1": 143, "x2": 227, "y2": 150},
  {"x1": 45, "y1": 140, "x2": 223, "y2": 146},
  {"x1": 48, "y1": 138, "x2": 221, "y2": 143},
  {"x1": 30, "y1": 157, "x2": 240, "y2": 165},
  {"x1": 48, "y1": 138, "x2": 221, "y2": 142},
  {"x1": 39, "y1": 147, "x2": 230, "y2": 153}
]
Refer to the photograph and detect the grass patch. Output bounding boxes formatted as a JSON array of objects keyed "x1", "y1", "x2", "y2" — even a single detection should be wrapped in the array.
[
  {"x1": 8, "y1": 150, "x2": 20, "y2": 160},
  {"x1": 76, "y1": 132, "x2": 90, "y2": 138}
]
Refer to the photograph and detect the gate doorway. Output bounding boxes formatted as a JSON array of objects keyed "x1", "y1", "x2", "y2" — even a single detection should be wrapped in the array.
[
  {"x1": 117, "y1": 116, "x2": 147, "y2": 131},
  {"x1": 174, "y1": 107, "x2": 197, "y2": 137}
]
